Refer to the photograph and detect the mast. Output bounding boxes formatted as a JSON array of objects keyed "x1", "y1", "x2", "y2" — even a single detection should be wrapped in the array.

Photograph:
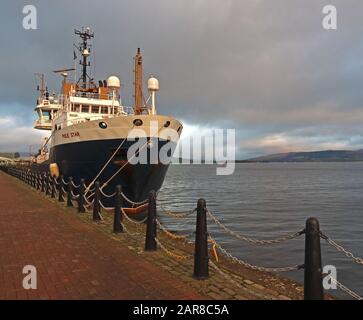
[
  {"x1": 74, "y1": 27, "x2": 94, "y2": 89},
  {"x1": 134, "y1": 48, "x2": 143, "y2": 114}
]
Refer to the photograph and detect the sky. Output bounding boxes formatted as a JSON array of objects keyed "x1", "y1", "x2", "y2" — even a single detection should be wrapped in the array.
[{"x1": 1, "y1": 0, "x2": 363, "y2": 158}]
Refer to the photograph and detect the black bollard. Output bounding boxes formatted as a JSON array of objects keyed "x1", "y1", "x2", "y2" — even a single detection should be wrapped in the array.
[
  {"x1": 41, "y1": 173, "x2": 46, "y2": 192},
  {"x1": 36, "y1": 173, "x2": 40, "y2": 190},
  {"x1": 50, "y1": 176, "x2": 56, "y2": 198},
  {"x1": 193, "y1": 198, "x2": 209, "y2": 280},
  {"x1": 58, "y1": 175, "x2": 65, "y2": 202},
  {"x1": 304, "y1": 217, "x2": 324, "y2": 300},
  {"x1": 45, "y1": 174, "x2": 51, "y2": 196},
  {"x1": 67, "y1": 177, "x2": 74, "y2": 207},
  {"x1": 93, "y1": 182, "x2": 101, "y2": 221},
  {"x1": 145, "y1": 190, "x2": 157, "y2": 251},
  {"x1": 78, "y1": 179, "x2": 86, "y2": 213},
  {"x1": 113, "y1": 185, "x2": 124, "y2": 233}
]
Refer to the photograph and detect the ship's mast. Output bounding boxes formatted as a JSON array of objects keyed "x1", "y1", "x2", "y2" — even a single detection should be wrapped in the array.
[
  {"x1": 134, "y1": 48, "x2": 143, "y2": 114},
  {"x1": 74, "y1": 27, "x2": 94, "y2": 89}
]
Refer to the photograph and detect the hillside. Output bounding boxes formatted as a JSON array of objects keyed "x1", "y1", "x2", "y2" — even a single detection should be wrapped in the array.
[{"x1": 242, "y1": 149, "x2": 363, "y2": 162}]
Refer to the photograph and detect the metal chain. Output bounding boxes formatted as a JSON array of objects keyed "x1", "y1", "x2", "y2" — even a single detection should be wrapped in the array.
[
  {"x1": 120, "y1": 192, "x2": 148, "y2": 206},
  {"x1": 99, "y1": 200, "x2": 115, "y2": 211},
  {"x1": 121, "y1": 209, "x2": 148, "y2": 224},
  {"x1": 210, "y1": 237, "x2": 302, "y2": 272},
  {"x1": 324, "y1": 274, "x2": 362, "y2": 300},
  {"x1": 71, "y1": 190, "x2": 79, "y2": 198},
  {"x1": 61, "y1": 178, "x2": 69, "y2": 185},
  {"x1": 99, "y1": 189, "x2": 116, "y2": 198},
  {"x1": 121, "y1": 222, "x2": 141, "y2": 237},
  {"x1": 209, "y1": 260, "x2": 245, "y2": 290},
  {"x1": 207, "y1": 209, "x2": 304, "y2": 245},
  {"x1": 158, "y1": 204, "x2": 197, "y2": 218},
  {"x1": 154, "y1": 237, "x2": 193, "y2": 261},
  {"x1": 71, "y1": 181, "x2": 81, "y2": 189},
  {"x1": 320, "y1": 233, "x2": 363, "y2": 265},
  {"x1": 156, "y1": 219, "x2": 194, "y2": 240}
]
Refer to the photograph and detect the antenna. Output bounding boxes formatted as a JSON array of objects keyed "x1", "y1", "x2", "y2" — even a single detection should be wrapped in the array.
[{"x1": 74, "y1": 27, "x2": 94, "y2": 89}]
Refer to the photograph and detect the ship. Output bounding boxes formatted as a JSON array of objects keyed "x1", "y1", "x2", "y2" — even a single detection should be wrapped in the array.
[{"x1": 31, "y1": 27, "x2": 183, "y2": 215}]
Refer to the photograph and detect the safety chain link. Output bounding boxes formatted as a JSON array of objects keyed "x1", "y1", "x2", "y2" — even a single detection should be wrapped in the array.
[
  {"x1": 156, "y1": 219, "x2": 194, "y2": 240},
  {"x1": 210, "y1": 236, "x2": 302, "y2": 272},
  {"x1": 154, "y1": 237, "x2": 193, "y2": 261},
  {"x1": 99, "y1": 189, "x2": 116, "y2": 198},
  {"x1": 120, "y1": 222, "x2": 141, "y2": 237},
  {"x1": 71, "y1": 181, "x2": 81, "y2": 189},
  {"x1": 209, "y1": 260, "x2": 245, "y2": 290},
  {"x1": 320, "y1": 233, "x2": 363, "y2": 265},
  {"x1": 120, "y1": 192, "x2": 148, "y2": 206},
  {"x1": 324, "y1": 274, "x2": 362, "y2": 300},
  {"x1": 99, "y1": 200, "x2": 115, "y2": 211},
  {"x1": 159, "y1": 204, "x2": 197, "y2": 218},
  {"x1": 121, "y1": 209, "x2": 148, "y2": 224},
  {"x1": 207, "y1": 209, "x2": 304, "y2": 245}
]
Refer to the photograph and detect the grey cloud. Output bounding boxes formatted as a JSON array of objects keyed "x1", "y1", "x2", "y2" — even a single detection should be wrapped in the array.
[{"x1": 0, "y1": 0, "x2": 363, "y2": 156}]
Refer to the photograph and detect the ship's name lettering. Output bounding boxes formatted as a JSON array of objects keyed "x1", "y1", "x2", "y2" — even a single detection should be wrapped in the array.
[{"x1": 62, "y1": 132, "x2": 80, "y2": 139}]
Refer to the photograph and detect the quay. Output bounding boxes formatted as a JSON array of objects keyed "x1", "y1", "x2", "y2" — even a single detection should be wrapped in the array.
[{"x1": 0, "y1": 170, "x2": 333, "y2": 300}]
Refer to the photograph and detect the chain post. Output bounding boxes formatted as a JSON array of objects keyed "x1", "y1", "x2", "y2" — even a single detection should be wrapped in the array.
[
  {"x1": 145, "y1": 190, "x2": 157, "y2": 251},
  {"x1": 58, "y1": 175, "x2": 64, "y2": 202},
  {"x1": 50, "y1": 176, "x2": 56, "y2": 198},
  {"x1": 67, "y1": 177, "x2": 74, "y2": 207},
  {"x1": 78, "y1": 179, "x2": 86, "y2": 213},
  {"x1": 194, "y1": 198, "x2": 209, "y2": 279},
  {"x1": 113, "y1": 185, "x2": 123, "y2": 233},
  {"x1": 304, "y1": 217, "x2": 324, "y2": 300},
  {"x1": 93, "y1": 181, "x2": 101, "y2": 221}
]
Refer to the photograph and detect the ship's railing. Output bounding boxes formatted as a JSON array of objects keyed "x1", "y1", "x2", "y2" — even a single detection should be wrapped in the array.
[{"x1": 2, "y1": 164, "x2": 362, "y2": 301}]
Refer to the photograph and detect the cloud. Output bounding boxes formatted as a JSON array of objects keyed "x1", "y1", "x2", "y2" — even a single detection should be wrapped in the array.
[
  {"x1": 1, "y1": 0, "x2": 363, "y2": 156},
  {"x1": 0, "y1": 116, "x2": 46, "y2": 152}
]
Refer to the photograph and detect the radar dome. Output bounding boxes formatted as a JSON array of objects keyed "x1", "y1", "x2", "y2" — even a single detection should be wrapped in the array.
[
  {"x1": 148, "y1": 76, "x2": 159, "y2": 91},
  {"x1": 107, "y1": 76, "x2": 121, "y2": 89}
]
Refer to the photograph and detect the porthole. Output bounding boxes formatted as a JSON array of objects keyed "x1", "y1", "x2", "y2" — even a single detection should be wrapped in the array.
[
  {"x1": 133, "y1": 119, "x2": 143, "y2": 126},
  {"x1": 164, "y1": 120, "x2": 171, "y2": 128},
  {"x1": 99, "y1": 121, "x2": 108, "y2": 129}
]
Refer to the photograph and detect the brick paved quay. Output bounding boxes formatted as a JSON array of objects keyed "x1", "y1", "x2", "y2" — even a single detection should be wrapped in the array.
[{"x1": 0, "y1": 171, "x2": 305, "y2": 300}]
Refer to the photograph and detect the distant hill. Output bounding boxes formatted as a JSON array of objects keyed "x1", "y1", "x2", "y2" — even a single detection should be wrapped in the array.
[{"x1": 242, "y1": 149, "x2": 363, "y2": 162}]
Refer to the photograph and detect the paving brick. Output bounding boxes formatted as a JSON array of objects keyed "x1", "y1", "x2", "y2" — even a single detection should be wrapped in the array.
[{"x1": 0, "y1": 172, "x2": 206, "y2": 300}]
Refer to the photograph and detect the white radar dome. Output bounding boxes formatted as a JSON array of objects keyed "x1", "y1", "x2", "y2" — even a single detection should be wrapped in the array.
[
  {"x1": 148, "y1": 76, "x2": 159, "y2": 91},
  {"x1": 107, "y1": 76, "x2": 121, "y2": 89}
]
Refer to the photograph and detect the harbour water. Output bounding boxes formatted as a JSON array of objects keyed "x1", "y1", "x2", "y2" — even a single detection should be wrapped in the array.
[{"x1": 158, "y1": 162, "x2": 363, "y2": 299}]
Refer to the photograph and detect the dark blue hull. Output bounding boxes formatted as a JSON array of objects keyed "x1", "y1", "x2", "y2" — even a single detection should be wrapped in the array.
[{"x1": 31, "y1": 138, "x2": 174, "y2": 207}]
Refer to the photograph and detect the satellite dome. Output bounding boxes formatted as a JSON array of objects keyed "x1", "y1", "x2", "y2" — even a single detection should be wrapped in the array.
[
  {"x1": 148, "y1": 76, "x2": 159, "y2": 91},
  {"x1": 107, "y1": 76, "x2": 121, "y2": 89}
]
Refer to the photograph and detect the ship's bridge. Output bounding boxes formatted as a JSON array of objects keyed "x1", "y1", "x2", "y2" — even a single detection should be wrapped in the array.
[{"x1": 34, "y1": 95, "x2": 63, "y2": 130}]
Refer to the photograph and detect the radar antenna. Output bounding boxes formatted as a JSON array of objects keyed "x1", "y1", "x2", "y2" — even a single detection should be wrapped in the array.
[{"x1": 74, "y1": 27, "x2": 94, "y2": 89}]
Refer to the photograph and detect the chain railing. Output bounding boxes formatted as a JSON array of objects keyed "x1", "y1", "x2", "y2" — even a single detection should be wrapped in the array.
[
  {"x1": 154, "y1": 237, "x2": 193, "y2": 261},
  {"x1": 324, "y1": 274, "x2": 362, "y2": 300},
  {"x1": 2, "y1": 165, "x2": 362, "y2": 301},
  {"x1": 320, "y1": 232, "x2": 363, "y2": 265},
  {"x1": 209, "y1": 236, "x2": 302, "y2": 273},
  {"x1": 207, "y1": 209, "x2": 305, "y2": 245}
]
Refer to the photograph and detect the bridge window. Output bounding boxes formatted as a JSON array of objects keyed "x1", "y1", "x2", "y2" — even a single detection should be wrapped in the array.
[
  {"x1": 71, "y1": 104, "x2": 80, "y2": 112},
  {"x1": 91, "y1": 106, "x2": 100, "y2": 113},
  {"x1": 100, "y1": 106, "x2": 108, "y2": 114},
  {"x1": 81, "y1": 105, "x2": 90, "y2": 113}
]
